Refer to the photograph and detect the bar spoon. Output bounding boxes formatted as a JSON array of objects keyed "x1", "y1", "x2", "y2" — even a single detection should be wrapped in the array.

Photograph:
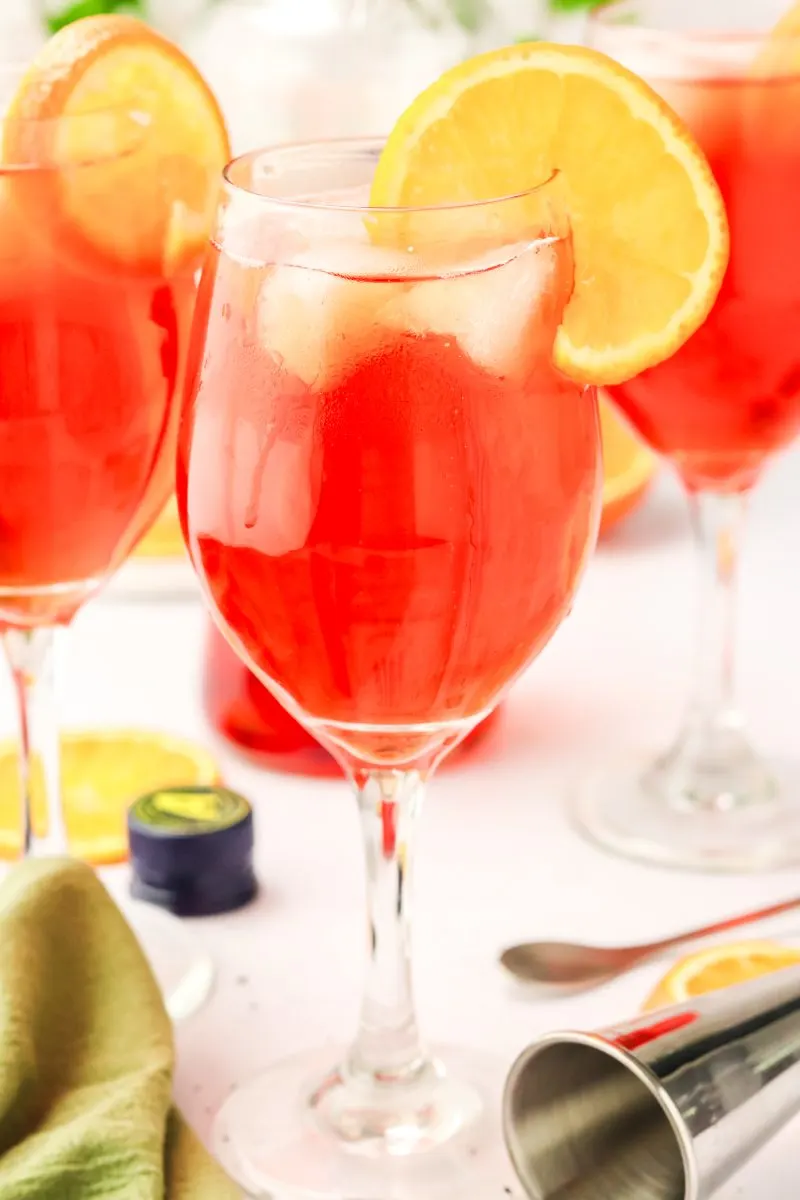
[{"x1": 500, "y1": 894, "x2": 800, "y2": 988}]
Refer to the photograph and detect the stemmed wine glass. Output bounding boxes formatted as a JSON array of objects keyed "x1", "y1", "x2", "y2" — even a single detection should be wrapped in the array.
[
  {"x1": 575, "y1": 0, "x2": 800, "y2": 872},
  {"x1": 178, "y1": 137, "x2": 602, "y2": 1199},
  {"x1": 0, "y1": 63, "x2": 214, "y2": 1017}
]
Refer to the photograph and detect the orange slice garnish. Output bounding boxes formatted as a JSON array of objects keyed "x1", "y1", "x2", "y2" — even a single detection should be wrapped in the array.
[
  {"x1": 3, "y1": 14, "x2": 230, "y2": 273},
  {"x1": 370, "y1": 42, "x2": 729, "y2": 387},
  {"x1": 752, "y1": 1, "x2": 800, "y2": 74},
  {"x1": 0, "y1": 730, "x2": 220, "y2": 864},
  {"x1": 746, "y1": 4, "x2": 800, "y2": 153},
  {"x1": 642, "y1": 940, "x2": 800, "y2": 1012},
  {"x1": 599, "y1": 398, "x2": 656, "y2": 535}
]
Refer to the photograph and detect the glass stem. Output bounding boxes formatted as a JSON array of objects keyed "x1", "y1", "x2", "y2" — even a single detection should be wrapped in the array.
[
  {"x1": 2, "y1": 627, "x2": 68, "y2": 857},
  {"x1": 686, "y1": 490, "x2": 746, "y2": 737},
  {"x1": 346, "y1": 768, "x2": 427, "y2": 1085}
]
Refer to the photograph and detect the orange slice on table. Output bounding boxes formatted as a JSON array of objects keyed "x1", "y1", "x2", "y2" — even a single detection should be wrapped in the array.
[
  {"x1": 642, "y1": 940, "x2": 800, "y2": 1012},
  {"x1": 3, "y1": 14, "x2": 230, "y2": 273},
  {"x1": 0, "y1": 730, "x2": 220, "y2": 865},
  {"x1": 370, "y1": 42, "x2": 729, "y2": 387},
  {"x1": 599, "y1": 398, "x2": 657, "y2": 535}
]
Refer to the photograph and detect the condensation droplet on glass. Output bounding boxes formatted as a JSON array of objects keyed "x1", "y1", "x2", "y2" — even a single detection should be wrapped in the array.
[{"x1": 244, "y1": 420, "x2": 278, "y2": 531}]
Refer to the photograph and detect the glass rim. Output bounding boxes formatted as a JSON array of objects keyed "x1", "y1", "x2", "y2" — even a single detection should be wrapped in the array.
[
  {"x1": 223, "y1": 136, "x2": 561, "y2": 215},
  {"x1": 589, "y1": 0, "x2": 800, "y2": 47}
]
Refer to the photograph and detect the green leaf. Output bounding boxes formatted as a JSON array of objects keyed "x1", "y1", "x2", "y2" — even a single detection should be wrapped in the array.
[
  {"x1": 546, "y1": 0, "x2": 606, "y2": 12},
  {"x1": 46, "y1": 0, "x2": 145, "y2": 34},
  {"x1": 514, "y1": 31, "x2": 542, "y2": 43},
  {"x1": 448, "y1": 0, "x2": 491, "y2": 33}
]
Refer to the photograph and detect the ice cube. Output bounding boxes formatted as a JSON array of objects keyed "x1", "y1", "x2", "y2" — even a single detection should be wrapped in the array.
[
  {"x1": 238, "y1": 397, "x2": 323, "y2": 557},
  {"x1": 188, "y1": 379, "x2": 323, "y2": 557},
  {"x1": 381, "y1": 242, "x2": 561, "y2": 378},
  {"x1": 291, "y1": 235, "x2": 416, "y2": 280},
  {"x1": 257, "y1": 248, "x2": 401, "y2": 389}
]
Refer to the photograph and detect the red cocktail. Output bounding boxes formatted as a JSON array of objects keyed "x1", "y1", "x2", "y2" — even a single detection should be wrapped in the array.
[
  {"x1": 182, "y1": 202, "x2": 599, "y2": 762},
  {"x1": 184, "y1": 250, "x2": 597, "y2": 758},
  {"x1": 0, "y1": 165, "x2": 195, "y2": 626},
  {"x1": 0, "y1": 14, "x2": 229, "y2": 1015},
  {"x1": 607, "y1": 63, "x2": 800, "y2": 492}
]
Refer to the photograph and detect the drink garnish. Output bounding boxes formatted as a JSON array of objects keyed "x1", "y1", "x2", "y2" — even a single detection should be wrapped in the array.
[
  {"x1": 752, "y1": 0, "x2": 800, "y2": 75},
  {"x1": 370, "y1": 41, "x2": 730, "y2": 386},
  {"x1": 2, "y1": 14, "x2": 230, "y2": 272}
]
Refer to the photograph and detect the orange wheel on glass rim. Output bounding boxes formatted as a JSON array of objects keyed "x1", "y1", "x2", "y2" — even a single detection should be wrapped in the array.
[
  {"x1": 2, "y1": 14, "x2": 230, "y2": 274},
  {"x1": 752, "y1": 1, "x2": 800, "y2": 75},
  {"x1": 371, "y1": 41, "x2": 730, "y2": 387}
]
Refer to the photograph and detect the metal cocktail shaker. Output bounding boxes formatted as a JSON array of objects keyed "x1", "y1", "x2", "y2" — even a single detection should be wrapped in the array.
[{"x1": 503, "y1": 964, "x2": 800, "y2": 1198}]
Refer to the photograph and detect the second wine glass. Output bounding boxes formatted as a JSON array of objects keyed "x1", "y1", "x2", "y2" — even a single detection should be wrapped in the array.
[
  {"x1": 576, "y1": 0, "x2": 800, "y2": 872},
  {"x1": 0, "y1": 27, "x2": 228, "y2": 1017}
]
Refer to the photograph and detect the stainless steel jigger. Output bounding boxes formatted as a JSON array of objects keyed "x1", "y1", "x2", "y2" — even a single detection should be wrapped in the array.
[{"x1": 502, "y1": 964, "x2": 800, "y2": 1199}]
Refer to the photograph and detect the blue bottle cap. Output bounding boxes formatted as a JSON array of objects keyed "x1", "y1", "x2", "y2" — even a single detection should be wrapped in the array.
[{"x1": 128, "y1": 785, "x2": 257, "y2": 917}]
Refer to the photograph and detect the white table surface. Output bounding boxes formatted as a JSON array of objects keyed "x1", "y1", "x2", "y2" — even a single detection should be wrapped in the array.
[{"x1": 2, "y1": 450, "x2": 800, "y2": 1198}]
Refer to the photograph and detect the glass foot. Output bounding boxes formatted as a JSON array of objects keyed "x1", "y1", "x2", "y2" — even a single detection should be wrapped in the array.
[
  {"x1": 574, "y1": 756, "x2": 800, "y2": 872},
  {"x1": 213, "y1": 1045, "x2": 525, "y2": 1200},
  {"x1": 118, "y1": 895, "x2": 215, "y2": 1021}
]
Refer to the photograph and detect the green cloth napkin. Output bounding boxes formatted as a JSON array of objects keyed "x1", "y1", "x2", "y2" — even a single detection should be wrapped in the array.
[{"x1": 0, "y1": 856, "x2": 240, "y2": 1199}]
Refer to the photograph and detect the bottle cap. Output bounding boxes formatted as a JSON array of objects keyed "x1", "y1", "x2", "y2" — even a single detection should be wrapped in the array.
[{"x1": 128, "y1": 785, "x2": 257, "y2": 917}]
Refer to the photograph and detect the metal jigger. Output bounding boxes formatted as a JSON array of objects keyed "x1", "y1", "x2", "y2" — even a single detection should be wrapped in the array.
[{"x1": 502, "y1": 964, "x2": 800, "y2": 1199}]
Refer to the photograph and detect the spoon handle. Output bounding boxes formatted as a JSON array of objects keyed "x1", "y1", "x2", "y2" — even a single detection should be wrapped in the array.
[{"x1": 649, "y1": 895, "x2": 800, "y2": 955}]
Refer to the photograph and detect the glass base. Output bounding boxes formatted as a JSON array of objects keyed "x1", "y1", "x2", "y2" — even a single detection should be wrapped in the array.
[
  {"x1": 574, "y1": 755, "x2": 800, "y2": 872},
  {"x1": 118, "y1": 895, "x2": 215, "y2": 1021},
  {"x1": 213, "y1": 1045, "x2": 525, "y2": 1200}
]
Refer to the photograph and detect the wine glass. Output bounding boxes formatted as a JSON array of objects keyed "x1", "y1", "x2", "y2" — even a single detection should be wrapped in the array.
[
  {"x1": 573, "y1": 0, "x2": 800, "y2": 872},
  {"x1": 178, "y1": 137, "x2": 601, "y2": 1199},
  {"x1": 0, "y1": 64, "x2": 213, "y2": 1018}
]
